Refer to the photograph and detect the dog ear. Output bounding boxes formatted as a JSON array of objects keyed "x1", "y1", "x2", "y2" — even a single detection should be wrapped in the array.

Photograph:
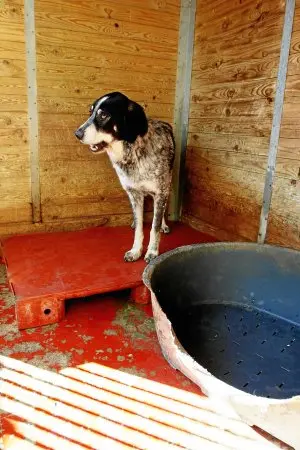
[{"x1": 123, "y1": 101, "x2": 148, "y2": 143}]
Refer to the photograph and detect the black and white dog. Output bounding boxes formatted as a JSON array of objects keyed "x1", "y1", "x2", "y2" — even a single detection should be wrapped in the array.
[{"x1": 74, "y1": 92, "x2": 175, "y2": 263}]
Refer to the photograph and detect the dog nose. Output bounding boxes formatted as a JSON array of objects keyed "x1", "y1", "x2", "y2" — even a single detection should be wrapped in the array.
[{"x1": 74, "y1": 129, "x2": 84, "y2": 140}]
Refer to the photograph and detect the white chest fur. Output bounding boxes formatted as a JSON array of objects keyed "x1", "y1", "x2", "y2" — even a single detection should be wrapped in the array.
[
  {"x1": 107, "y1": 143, "x2": 159, "y2": 194},
  {"x1": 106, "y1": 140, "x2": 124, "y2": 163}
]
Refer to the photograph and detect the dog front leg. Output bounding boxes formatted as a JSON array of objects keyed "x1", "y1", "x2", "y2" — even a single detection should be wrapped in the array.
[
  {"x1": 145, "y1": 193, "x2": 167, "y2": 263},
  {"x1": 124, "y1": 189, "x2": 144, "y2": 262}
]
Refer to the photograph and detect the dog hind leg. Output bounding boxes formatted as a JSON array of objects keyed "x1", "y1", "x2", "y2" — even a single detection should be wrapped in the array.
[
  {"x1": 160, "y1": 200, "x2": 170, "y2": 234},
  {"x1": 124, "y1": 189, "x2": 144, "y2": 262},
  {"x1": 145, "y1": 193, "x2": 168, "y2": 262}
]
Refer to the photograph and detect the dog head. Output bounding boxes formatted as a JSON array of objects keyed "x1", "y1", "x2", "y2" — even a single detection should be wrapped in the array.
[{"x1": 74, "y1": 92, "x2": 148, "y2": 153}]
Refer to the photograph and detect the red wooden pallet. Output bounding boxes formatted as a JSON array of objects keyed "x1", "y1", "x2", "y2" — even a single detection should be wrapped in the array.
[{"x1": 0, "y1": 223, "x2": 215, "y2": 330}]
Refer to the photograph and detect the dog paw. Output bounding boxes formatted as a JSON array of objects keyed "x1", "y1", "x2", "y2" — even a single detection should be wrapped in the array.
[
  {"x1": 160, "y1": 224, "x2": 170, "y2": 234},
  {"x1": 144, "y1": 250, "x2": 159, "y2": 263},
  {"x1": 124, "y1": 249, "x2": 142, "y2": 262}
]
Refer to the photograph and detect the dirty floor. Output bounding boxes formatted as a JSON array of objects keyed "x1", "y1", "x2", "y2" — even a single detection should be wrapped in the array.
[{"x1": 0, "y1": 262, "x2": 291, "y2": 449}]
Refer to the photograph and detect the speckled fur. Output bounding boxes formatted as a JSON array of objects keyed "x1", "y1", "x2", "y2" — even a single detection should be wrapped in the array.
[{"x1": 75, "y1": 92, "x2": 175, "y2": 262}]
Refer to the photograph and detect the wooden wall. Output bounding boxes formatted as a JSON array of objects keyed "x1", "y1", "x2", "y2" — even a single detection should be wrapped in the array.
[
  {"x1": 3, "y1": 0, "x2": 300, "y2": 251},
  {"x1": 0, "y1": 2, "x2": 32, "y2": 228},
  {"x1": 183, "y1": 0, "x2": 286, "y2": 242},
  {"x1": 0, "y1": 0, "x2": 180, "y2": 237}
]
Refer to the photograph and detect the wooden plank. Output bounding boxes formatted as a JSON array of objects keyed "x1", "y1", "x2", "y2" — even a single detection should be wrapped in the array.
[
  {"x1": 0, "y1": 178, "x2": 31, "y2": 203},
  {"x1": 0, "y1": 149, "x2": 30, "y2": 184},
  {"x1": 0, "y1": 2, "x2": 24, "y2": 24},
  {"x1": 35, "y1": 28, "x2": 177, "y2": 61},
  {"x1": 0, "y1": 167, "x2": 30, "y2": 180},
  {"x1": 188, "y1": 117, "x2": 272, "y2": 137},
  {"x1": 40, "y1": 148, "x2": 119, "y2": 165},
  {"x1": 0, "y1": 144, "x2": 30, "y2": 162},
  {"x1": 192, "y1": 54, "x2": 279, "y2": 84},
  {"x1": 187, "y1": 146, "x2": 299, "y2": 180},
  {"x1": 189, "y1": 99, "x2": 274, "y2": 119},
  {"x1": 37, "y1": 97, "x2": 173, "y2": 118},
  {"x1": 277, "y1": 138, "x2": 300, "y2": 160},
  {"x1": 0, "y1": 40, "x2": 27, "y2": 61},
  {"x1": 187, "y1": 134, "x2": 269, "y2": 156},
  {"x1": 39, "y1": 160, "x2": 125, "y2": 219},
  {"x1": 40, "y1": 159, "x2": 118, "y2": 184},
  {"x1": 36, "y1": 63, "x2": 176, "y2": 92},
  {"x1": 190, "y1": 78, "x2": 276, "y2": 103},
  {"x1": 0, "y1": 77, "x2": 27, "y2": 96},
  {"x1": 39, "y1": 145, "x2": 114, "y2": 162},
  {"x1": 280, "y1": 119, "x2": 300, "y2": 138},
  {"x1": 0, "y1": 26, "x2": 25, "y2": 45},
  {"x1": 183, "y1": 166, "x2": 264, "y2": 242},
  {"x1": 196, "y1": 0, "x2": 280, "y2": 26},
  {"x1": 101, "y1": 0, "x2": 180, "y2": 16},
  {"x1": 0, "y1": 214, "x2": 147, "y2": 240},
  {"x1": 0, "y1": 112, "x2": 28, "y2": 129},
  {"x1": 36, "y1": 44, "x2": 177, "y2": 75},
  {"x1": 0, "y1": 95, "x2": 28, "y2": 112},
  {"x1": 267, "y1": 212, "x2": 300, "y2": 250},
  {"x1": 186, "y1": 148, "x2": 267, "y2": 176},
  {"x1": 267, "y1": 176, "x2": 300, "y2": 241},
  {"x1": 37, "y1": 86, "x2": 174, "y2": 107},
  {"x1": 0, "y1": 59, "x2": 27, "y2": 77},
  {"x1": 35, "y1": 0, "x2": 180, "y2": 30},
  {"x1": 41, "y1": 197, "x2": 153, "y2": 221},
  {"x1": 0, "y1": 127, "x2": 28, "y2": 145},
  {"x1": 272, "y1": 157, "x2": 300, "y2": 179},
  {"x1": 289, "y1": 30, "x2": 300, "y2": 56},
  {"x1": 193, "y1": 33, "x2": 282, "y2": 62},
  {"x1": 182, "y1": 213, "x2": 251, "y2": 242},
  {"x1": 279, "y1": 100, "x2": 300, "y2": 119},
  {"x1": 42, "y1": 198, "x2": 131, "y2": 221},
  {"x1": 287, "y1": 52, "x2": 300, "y2": 75},
  {"x1": 0, "y1": 205, "x2": 32, "y2": 225},
  {"x1": 195, "y1": 0, "x2": 284, "y2": 43},
  {"x1": 34, "y1": 3, "x2": 178, "y2": 47}
]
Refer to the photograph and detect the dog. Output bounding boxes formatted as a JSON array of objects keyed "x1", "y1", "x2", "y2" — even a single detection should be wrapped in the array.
[{"x1": 74, "y1": 92, "x2": 175, "y2": 263}]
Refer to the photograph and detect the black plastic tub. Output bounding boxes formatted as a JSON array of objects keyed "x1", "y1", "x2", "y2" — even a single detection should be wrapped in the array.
[{"x1": 143, "y1": 242, "x2": 300, "y2": 447}]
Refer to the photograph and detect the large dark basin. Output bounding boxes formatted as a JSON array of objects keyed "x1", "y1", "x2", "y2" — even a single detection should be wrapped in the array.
[{"x1": 144, "y1": 243, "x2": 300, "y2": 400}]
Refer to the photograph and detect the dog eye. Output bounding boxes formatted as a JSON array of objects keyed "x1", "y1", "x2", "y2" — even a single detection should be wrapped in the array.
[{"x1": 97, "y1": 110, "x2": 108, "y2": 120}]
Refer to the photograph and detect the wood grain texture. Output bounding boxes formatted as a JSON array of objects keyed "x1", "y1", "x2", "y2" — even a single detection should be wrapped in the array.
[
  {"x1": 184, "y1": 164, "x2": 265, "y2": 241},
  {"x1": 35, "y1": 28, "x2": 177, "y2": 61},
  {"x1": 35, "y1": 0, "x2": 180, "y2": 31},
  {"x1": 183, "y1": 0, "x2": 284, "y2": 241},
  {"x1": 37, "y1": 44, "x2": 177, "y2": 75},
  {"x1": 34, "y1": 1, "x2": 178, "y2": 45},
  {"x1": 0, "y1": 1, "x2": 32, "y2": 226},
  {"x1": 34, "y1": 0, "x2": 180, "y2": 224},
  {"x1": 0, "y1": 213, "x2": 154, "y2": 243}
]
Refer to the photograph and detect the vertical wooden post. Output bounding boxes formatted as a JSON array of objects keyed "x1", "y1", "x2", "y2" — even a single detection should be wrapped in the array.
[
  {"x1": 169, "y1": 0, "x2": 196, "y2": 222},
  {"x1": 25, "y1": 0, "x2": 41, "y2": 223},
  {"x1": 258, "y1": 0, "x2": 295, "y2": 244}
]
